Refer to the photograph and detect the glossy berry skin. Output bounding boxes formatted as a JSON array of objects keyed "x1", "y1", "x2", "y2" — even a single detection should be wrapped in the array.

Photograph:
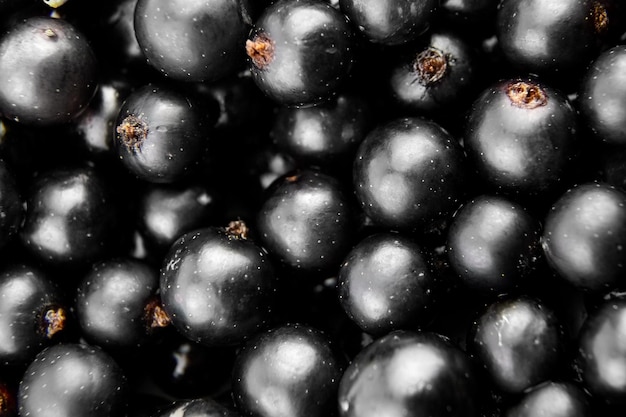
[
  {"x1": 0, "y1": 159, "x2": 23, "y2": 253},
  {"x1": 389, "y1": 30, "x2": 477, "y2": 114},
  {"x1": 504, "y1": 381, "x2": 590, "y2": 417},
  {"x1": 446, "y1": 194, "x2": 541, "y2": 294},
  {"x1": 337, "y1": 232, "x2": 438, "y2": 336},
  {"x1": 353, "y1": 117, "x2": 467, "y2": 233},
  {"x1": 19, "y1": 166, "x2": 119, "y2": 269},
  {"x1": 232, "y1": 323, "x2": 344, "y2": 417},
  {"x1": 338, "y1": 330, "x2": 478, "y2": 417},
  {"x1": 18, "y1": 343, "x2": 128, "y2": 417},
  {"x1": 468, "y1": 296, "x2": 565, "y2": 394},
  {"x1": 464, "y1": 79, "x2": 578, "y2": 198},
  {"x1": 160, "y1": 223, "x2": 277, "y2": 346},
  {"x1": 114, "y1": 84, "x2": 215, "y2": 183},
  {"x1": 0, "y1": 16, "x2": 97, "y2": 125},
  {"x1": 246, "y1": 0, "x2": 355, "y2": 107},
  {"x1": 152, "y1": 397, "x2": 241, "y2": 417},
  {"x1": 136, "y1": 182, "x2": 218, "y2": 254},
  {"x1": 495, "y1": 0, "x2": 610, "y2": 80},
  {"x1": 255, "y1": 169, "x2": 356, "y2": 275},
  {"x1": 75, "y1": 258, "x2": 163, "y2": 353},
  {"x1": 579, "y1": 45, "x2": 626, "y2": 145},
  {"x1": 577, "y1": 297, "x2": 626, "y2": 405},
  {"x1": 339, "y1": 0, "x2": 438, "y2": 45},
  {"x1": 134, "y1": 0, "x2": 249, "y2": 82},
  {"x1": 270, "y1": 92, "x2": 372, "y2": 169},
  {"x1": 541, "y1": 182, "x2": 626, "y2": 291},
  {"x1": 0, "y1": 264, "x2": 69, "y2": 367}
]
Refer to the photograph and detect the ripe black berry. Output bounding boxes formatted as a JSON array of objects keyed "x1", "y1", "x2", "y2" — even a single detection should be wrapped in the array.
[
  {"x1": 114, "y1": 84, "x2": 216, "y2": 183},
  {"x1": 464, "y1": 78, "x2": 578, "y2": 199},
  {"x1": 232, "y1": 323, "x2": 344, "y2": 417},
  {"x1": 134, "y1": 0, "x2": 250, "y2": 82},
  {"x1": 337, "y1": 232, "x2": 439, "y2": 336},
  {"x1": 338, "y1": 330, "x2": 478, "y2": 417},
  {"x1": 468, "y1": 296, "x2": 565, "y2": 394},
  {"x1": 353, "y1": 117, "x2": 468, "y2": 234},
  {"x1": 255, "y1": 169, "x2": 357, "y2": 276},
  {"x1": 578, "y1": 44, "x2": 626, "y2": 145},
  {"x1": 160, "y1": 221, "x2": 277, "y2": 346},
  {"x1": 0, "y1": 16, "x2": 98, "y2": 125},
  {"x1": 446, "y1": 194, "x2": 542, "y2": 294},
  {"x1": 18, "y1": 343, "x2": 128, "y2": 417},
  {"x1": 0, "y1": 264, "x2": 70, "y2": 367},
  {"x1": 541, "y1": 182, "x2": 626, "y2": 291},
  {"x1": 339, "y1": 0, "x2": 438, "y2": 45},
  {"x1": 246, "y1": 0, "x2": 355, "y2": 106}
]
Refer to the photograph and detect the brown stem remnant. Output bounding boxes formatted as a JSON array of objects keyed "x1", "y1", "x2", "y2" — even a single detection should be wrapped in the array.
[
  {"x1": 226, "y1": 220, "x2": 249, "y2": 240},
  {"x1": 506, "y1": 81, "x2": 548, "y2": 109},
  {"x1": 246, "y1": 33, "x2": 275, "y2": 69},
  {"x1": 144, "y1": 297, "x2": 171, "y2": 330},
  {"x1": 414, "y1": 47, "x2": 448, "y2": 86},
  {"x1": 117, "y1": 114, "x2": 148, "y2": 152},
  {"x1": 42, "y1": 306, "x2": 66, "y2": 338},
  {"x1": 0, "y1": 383, "x2": 16, "y2": 416},
  {"x1": 592, "y1": 1, "x2": 609, "y2": 34}
]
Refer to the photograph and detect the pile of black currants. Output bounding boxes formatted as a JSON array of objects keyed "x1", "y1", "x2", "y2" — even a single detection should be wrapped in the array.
[{"x1": 0, "y1": 0, "x2": 625, "y2": 416}]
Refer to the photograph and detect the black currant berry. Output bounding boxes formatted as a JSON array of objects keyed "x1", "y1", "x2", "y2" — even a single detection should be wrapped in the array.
[
  {"x1": 579, "y1": 45, "x2": 626, "y2": 145},
  {"x1": 338, "y1": 330, "x2": 478, "y2": 417},
  {"x1": 232, "y1": 323, "x2": 344, "y2": 417},
  {"x1": 114, "y1": 84, "x2": 216, "y2": 183},
  {"x1": 577, "y1": 297, "x2": 626, "y2": 406},
  {"x1": 0, "y1": 16, "x2": 97, "y2": 125},
  {"x1": 541, "y1": 182, "x2": 626, "y2": 291},
  {"x1": 468, "y1": 296, "x2": 565, "y2": 394},
  {"x1": 246, "y1": 0, "x2": 355, "y2": 106},
  {"x1": 496, "y1": 0, "x2": 611, "y2": 82},
  {"x1": 0, "y1": 264, "x2": 70, "y2": 368},
  {"x1": 337, "y1": 232, "x2": 439, "y2": 336},
  {"x1": 18, "y1": 343, "x2": 128, "y2": 417},
  {"x1": 339, "y1": 0, "x2": 438, "y2": 45},
  {"x1": 504, "y1": 381, "x2": 590, "y2": 417},
  {"x1": 255, "y1": 169, "x2": 357, "y2": 276},
  {"x1": 353, "y1": 117, "x2": 467, "y2": 234},
  {"x1": 136, "y1": 182, "x2": 219, "y2": 255},
  {"x1": 75, "y1": 257, "x2": 168, "y2": 353},
  {"x1": 134, "y1": 0, "x2": 250, "y2": 82},
  {"x1": 270, "y1": 92, "x2": 372, "y2": 170},
  {"x1": 446, "y1": 194, "x2": 542, "y2": 294},
  {"x1": 19, "y1": 165, "x2": 120, "y2": 269},
  {"x1": 464, "y1": 78, "x2": 578, "y2": 199},
  {"x1": 160, "y1": 220, "x2": 277, "y2": 346},
  {"x1": 388, "y1": 29, "x2": 477, "y2": 115}
]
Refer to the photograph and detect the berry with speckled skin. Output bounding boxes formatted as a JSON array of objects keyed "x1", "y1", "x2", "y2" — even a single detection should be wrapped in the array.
[
  {"x1": 232, "y1": 323, "x2": 345, "y2": 417},
  {"x1": 114, "y1": 84, "x2": 217, "y2": 184},
  {"x1": 468, "y1": 296, "x2": 565, "y2": 394},
  {"x1": 0, "y1": 16, "x2": 98, "y2": 125},
  {"x1": 541, "y1": 182, "x2": 626, "y2": 291},
  {"x1": 255, "y1": 169, "x2": 357, "y2": 276},
  {"x1": 134, "y1": 0, "x2": 250, "y2": 82},
  {"x1": 353, "y1": 117, "x2": 468, "y2": 234},
  {"x1": 75, "y1": 257, "x2": 167, "y2": 353},
  {"x1": 337, "y1": 232, "x2": 439, "y2": 336},
  {"x1": 504, "y1": 381, "x2": 590, "y2": 417},
  {"x1": 0, "y1": 264, "x2": 70, "y2": 367},
  {"x1": 160, "y1": 221, "x2": 277, "y2": 346},
  {"x1": 18, "y1": 343, "x2": 128, "y2": 417},
  {"x1": 245, "y1": 0, "x2": 355, "y2": 107}
]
